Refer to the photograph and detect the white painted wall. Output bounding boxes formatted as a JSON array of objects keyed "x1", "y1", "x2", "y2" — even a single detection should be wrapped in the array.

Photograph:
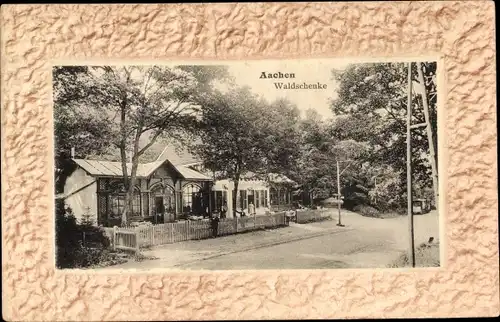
[
  {"x1": 63, "y1": 168, "x2": 98, "y2": 224},
  {"x1": 212, "y1": 179, "x2": 271, "y2": 218}
]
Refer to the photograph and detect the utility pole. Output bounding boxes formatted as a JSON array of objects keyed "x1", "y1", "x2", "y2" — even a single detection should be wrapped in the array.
[
  {"x1": 336, "y1": 160, "x2": 344, "y2": 227},
  {"x1": 407, "y1": 62, "x2": 416, "y2": 267},
  {"x1": 416, "y1": 62, "x2": 439, "y2": 211}
]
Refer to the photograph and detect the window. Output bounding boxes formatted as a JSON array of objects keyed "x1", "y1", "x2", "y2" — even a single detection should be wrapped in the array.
[
  {"x1": 247, "y1": 189, "x2": 255, "y2": 207},
  {"x1": 240, "y1": 190, "x2": 247, "y2": 210},
  {"x1": 214, "y1": 191, "x2": 223, "y2": 211},
  {"x1": 264, "y1": 190, "x2": 268, "y2": 208},
  {"x1": 150, "y1": 184, "x2": 175, "y2": 215},
  {"x1": 280, "y1": 188, "x2": 288, "y2": 204},
  {"x1": 109, "y1": 194, "x2": 141, "y2": 218},
  {"x1": 213, "y1": 190, "x2": 228, "y2": 212},
  {"x1": 270, "y1": 187, "x2": 278, "y2": 205},
  {"x1": 183, "y1": 183, "x2": 204, "y2": 214},
  {"x1": 255, "y1": 190, "x2": 260, "y2": 208}
]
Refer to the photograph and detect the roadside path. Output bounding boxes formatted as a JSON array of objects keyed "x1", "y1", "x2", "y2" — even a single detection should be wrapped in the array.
[{"x1": 105, "y1": 210, "x2": 440, "y2": 269}]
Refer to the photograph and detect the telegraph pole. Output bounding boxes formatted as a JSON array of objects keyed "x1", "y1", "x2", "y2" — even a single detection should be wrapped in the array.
[
  {"x1": 336, "y1": 160, "x2": 344, "y2": 227},
  {"x1": 416, "y1": 62, "x2": 439, "y2": 211},
  {"x1": 407, "y1": 62, "x2": 416, "y2": 267}
]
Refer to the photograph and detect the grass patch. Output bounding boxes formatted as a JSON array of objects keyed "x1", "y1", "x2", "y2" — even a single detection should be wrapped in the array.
[
  {"x1": 86, "y1": 249, "x2": 129, "y2": 268},
  {"x1": 296, "y1": 216, "x2": 333, "y2": 224},
  {"x1": 353, "y1": 205, "x2": 404, "y2": 219},
  {"x1": 378, "y1": 212, "x2": 403, "y2": 219},
  {"x1": 134, "y1": 253, "x2": 159, "y2": 262},
  {"x1": 389, "y1": 242, "x2": 440, "y2": 268}
]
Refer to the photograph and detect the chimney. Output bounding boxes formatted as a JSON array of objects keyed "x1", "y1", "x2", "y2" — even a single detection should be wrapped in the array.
[{"x1": 70, "y1": 147, "x2": 75, "y2": 158}]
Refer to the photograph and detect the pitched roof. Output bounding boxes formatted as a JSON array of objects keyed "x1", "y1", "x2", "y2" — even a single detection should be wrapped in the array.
[
  {"x1": 225, "y1": 171, "x2": 296, "y2": 185},
  {"x1": 72, "y1": 158, "x2": 212, "y2": 181},
  {"x1": 268, "y1": 173, "x2": 296, "y2": 185},
  {"x1": 73, "y1": 159, "x2": 163, "y2": 178},
  {"x1": 156, "y1": 144, "x2": 200, "y2": 165},
  {"x1": 171, "y1": 164, "x2": 212, "y2": 181}
]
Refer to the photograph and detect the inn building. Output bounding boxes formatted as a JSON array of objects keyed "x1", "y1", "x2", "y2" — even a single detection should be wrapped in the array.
[{"x1": 59, "y1": 145, "x2": 296, "y2": 226}]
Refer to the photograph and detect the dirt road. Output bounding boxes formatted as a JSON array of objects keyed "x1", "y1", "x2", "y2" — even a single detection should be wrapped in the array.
[{"x1": 104, "y1": 210, "x2": 440, "y2": 270}]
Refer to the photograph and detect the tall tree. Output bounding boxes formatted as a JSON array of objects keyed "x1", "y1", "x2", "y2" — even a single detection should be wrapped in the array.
[
  {"x1": 190, "y1": 87, "x2": 301, "y2": 215},
  {"x1": 53, "y1": 66, "x2": 114, "y2": 193},
  {"x1": 288, "y1": 109, "x2": 334, "y2": 200},
  {"x1": 261, "y1": 98, "x2": 302, "y2": 175},
  {"x1": 329, "y1": 62, "x2": 438, "y2": 210},
  {"x1": 54, "y1": 65, "x2": 202, "y2": 225}
]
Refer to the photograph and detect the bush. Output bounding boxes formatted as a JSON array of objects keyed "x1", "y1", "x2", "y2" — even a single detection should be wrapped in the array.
[
  {"x1": 55, "y1": 199, "x2": 112, "y2": 269},
  {"x1": 353, "y1": 204, "x2": 381, "y2": 218},
  {"x1": 389, "y1": 242, "x2": 440, "y2": 268}
]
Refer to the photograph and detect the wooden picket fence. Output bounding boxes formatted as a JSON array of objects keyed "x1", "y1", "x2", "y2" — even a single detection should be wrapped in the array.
[{"x1": 103, "y1": 212, "x2": 287, "y2": 252}]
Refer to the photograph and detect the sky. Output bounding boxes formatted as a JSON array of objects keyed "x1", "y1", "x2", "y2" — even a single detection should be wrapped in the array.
[{"x1": 214, "y1": 59, "x2": 353, "y2": 120}]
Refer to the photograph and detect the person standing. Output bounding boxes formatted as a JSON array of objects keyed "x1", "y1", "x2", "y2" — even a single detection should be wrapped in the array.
[
  {"x1": 221, "y1": 202, "x2": 228, "y2": 219},
  {"x1": 248, "y1": 202, "x2": 256, "y2": 216},
  {"x1": 210, "y1": 212, "x2": 220, "y2": 238}
]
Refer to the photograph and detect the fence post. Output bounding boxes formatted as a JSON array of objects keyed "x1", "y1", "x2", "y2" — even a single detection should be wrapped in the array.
[
  {"x1": 135, "y1": 227, "x2": 140, "y2": 253},
  {"x1": 151, "y1": 225, "x2": 155, "y2": 246},
  {"x1": 113, "y1": 226, "x2": 117, "y2": 251},
  {"x1": 169, "y1": 223, "x2": 173, "y2": 243}
]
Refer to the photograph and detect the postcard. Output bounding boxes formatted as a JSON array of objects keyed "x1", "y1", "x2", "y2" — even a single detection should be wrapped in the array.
[
  {"x1": 1, "y1": 3, "x2": 497, "y2": 321},
  {"x1": 53, "y1": 59, "x2": 442, "y2": 271}
]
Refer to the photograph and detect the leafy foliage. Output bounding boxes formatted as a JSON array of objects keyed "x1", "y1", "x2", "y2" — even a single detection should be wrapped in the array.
[
  {"x1": 55, "y1": 200, "x2": 111, "y2": 269},
  {"x1": 53, "y1": 65, "x2": 229, "y2": 224},
  {"x1": 329, "y1": 62, "x2": 438, "y2": 211},
  {"x1": 189, "y1": 87, "x2": 302, "y2": 213}
]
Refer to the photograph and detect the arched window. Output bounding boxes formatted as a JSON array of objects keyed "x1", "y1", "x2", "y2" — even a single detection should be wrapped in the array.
[
  {"x1": 279, "y1": 188, "x2": 288, "y2": 204},
  {"x1": 150, "y1": 183, "x2": 175, "y2": 215},
  {"x1": 108, "y1": 183, "x2": 141, "y2": 218}
]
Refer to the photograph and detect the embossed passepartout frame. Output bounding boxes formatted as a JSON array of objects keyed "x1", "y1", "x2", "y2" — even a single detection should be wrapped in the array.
[{"x1": 1, "y1": 3, "x2": 498, "y2": 321}]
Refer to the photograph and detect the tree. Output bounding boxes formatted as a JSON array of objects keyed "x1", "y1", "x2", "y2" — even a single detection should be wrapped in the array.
[
  {"x1": 53, "y1": 66, "x2": 114, "y2": 193},
  {"x1": 54, "y1": 66, "x2": 202, "y2": 225},
  {"x1": 329, "y1": 62, "x2": 438, "y2": 211},
  {"x1": 190, "y1": 87, "x2": 301, "y2": 215},
  {"x1": 260, "y1": 98, "x2": 302, "y2": 175}
]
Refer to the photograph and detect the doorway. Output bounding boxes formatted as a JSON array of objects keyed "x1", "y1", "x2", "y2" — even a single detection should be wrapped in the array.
[
  {"x1": 154, "y1": 196, "x2": 164, "y2": 224},
  {"x1": 247, "y1": 190, "x2": 255, "y2": 207}
]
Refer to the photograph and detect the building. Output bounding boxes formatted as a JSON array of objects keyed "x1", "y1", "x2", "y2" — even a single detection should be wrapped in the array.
[{"x1": 58, "y1": 145, "x2": 296, "y2": 226}]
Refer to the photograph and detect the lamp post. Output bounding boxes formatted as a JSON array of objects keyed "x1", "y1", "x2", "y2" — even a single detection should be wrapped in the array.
[{"x1": 336, "y1": 159, "x2": 354, "y2": 227}]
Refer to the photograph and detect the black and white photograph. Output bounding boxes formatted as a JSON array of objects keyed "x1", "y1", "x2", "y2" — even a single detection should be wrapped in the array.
[{"x1": 53, "y1": 59, "x2": 440, "y2": 270}]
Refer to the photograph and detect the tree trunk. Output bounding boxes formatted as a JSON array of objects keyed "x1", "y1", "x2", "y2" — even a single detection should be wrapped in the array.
[
  {"x1": 232, "y1": 173, "x2": 240, "y2": 217},
  {"x1": 121, "y1": 130, "x2": 142, "y2": 226},
  {"x1": 232, "y1": 160, "x2": 242, "y2": 217},
  {"x1": 123, "y1": 160, "x2": 139, "y2": 225},
  {"x1": 120, "y1": 146, "x2": 129, "y2": 226},
  {"x1": 119, "y1": 95, "x2": 129, "y2": 226}
]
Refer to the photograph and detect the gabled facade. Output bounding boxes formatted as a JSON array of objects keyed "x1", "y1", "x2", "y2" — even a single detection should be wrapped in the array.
[
  {"x1": 60, "y1": 158, "x2": 212, "y2": 226},
  {"x1": 59, "y1": 145, "x2": 297, "y2": 226}
]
